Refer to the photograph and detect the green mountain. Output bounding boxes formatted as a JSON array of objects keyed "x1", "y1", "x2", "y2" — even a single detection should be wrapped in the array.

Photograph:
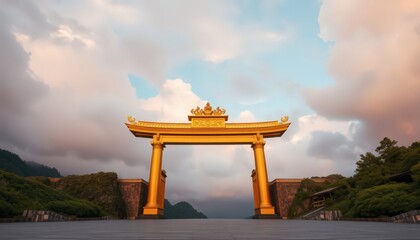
[
  {"x1": 0, "y1": 148, "x2": 61, "y2": 177},
  {"x1": 164, "y1": 199, "x2": 207, "y2": 219},
  {"x1": 0, "y1": 170, "x2": 104, "y2": 218},
  {"x1": 289, "y1": 138, "x2": 420, "y2": 218}
]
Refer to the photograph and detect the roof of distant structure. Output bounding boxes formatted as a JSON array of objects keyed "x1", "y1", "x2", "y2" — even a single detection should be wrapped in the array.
[
  {"x1": 311, "y1": 186, "x2": 343, "y2": 197},
  {"x1": 388, "y1": 170, "x2": 413, "y2": 183}
]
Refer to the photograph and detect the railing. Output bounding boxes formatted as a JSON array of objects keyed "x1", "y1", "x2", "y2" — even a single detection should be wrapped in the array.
[{"x1": 312, "y1": 200, "x2": 326, "y2": 208}]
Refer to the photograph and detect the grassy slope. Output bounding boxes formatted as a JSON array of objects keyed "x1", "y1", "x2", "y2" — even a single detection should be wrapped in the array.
[
  {"x1": 48, "y1": 172, "x2": 126, "y2": 218},
  {"x1": 0, "y1": 170, "x2": 104, "y2": 218}
]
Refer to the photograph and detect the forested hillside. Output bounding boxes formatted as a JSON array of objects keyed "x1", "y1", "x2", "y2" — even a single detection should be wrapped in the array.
[
  {"x1": 34, "y1": 172, "x2": 127, "y2": 218},
  {"x1": 0, "y1": 149, "x2": 61, "y2": 177},
  {"x1": 0, "y1": 148, "x2": 206, "y2": 219},
  {"x1": 0, "y1": 170, "x2": 104, "y2": 218},
  {"x1": 289, "y1": 138, "x2": 420, "y2": 218}
]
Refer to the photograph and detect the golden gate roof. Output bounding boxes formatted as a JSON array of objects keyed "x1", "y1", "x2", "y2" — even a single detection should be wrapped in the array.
[{"x1": 126, "y1": 103, "x2": 291, "y2": 144}]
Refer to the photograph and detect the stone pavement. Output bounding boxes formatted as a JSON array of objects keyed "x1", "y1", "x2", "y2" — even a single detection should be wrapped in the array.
[{"x1": 0, "y1": 219, "x2": 419, "y2": 239}]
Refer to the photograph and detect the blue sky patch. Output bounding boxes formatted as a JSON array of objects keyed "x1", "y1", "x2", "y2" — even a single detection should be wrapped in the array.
[{"x1": 128, "y1": 74, "x2": 158, "y2": 99}]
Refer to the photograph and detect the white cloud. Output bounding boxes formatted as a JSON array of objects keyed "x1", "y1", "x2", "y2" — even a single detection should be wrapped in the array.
[
  {"x1": 235, "y1": 110, "x2": 257, "y2": 122},
  {"x1": 42, "y1": 1, "x2": 288, "y2": 65},
  {"x1": 50, "y1": 25, "x2": 95, "y2": 47},
  {"x1": 290, "y1": 114, "x2": 358, "y2": 144},
  {"x1": 308, "y1": 0, "x2": 420, "y2": 146},
  {"x1": 138, "y1": 79, "x2": 205, "y2": 122},
  {"x1": 91, "y1": 0, "x2": 140, "y2": 25},
  {"x1": 195, "y1": 22, "x2": 288, "y2": 63}
]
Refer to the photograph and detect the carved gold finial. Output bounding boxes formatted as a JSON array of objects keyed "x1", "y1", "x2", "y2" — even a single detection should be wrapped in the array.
[
  {"x1": 213, "y1": 106, "x2": 226, "y2": 116},
  {"x1": 128, "y1": 116, "x2": 136, "y2": 124},
  {"x1": 190, "y1": 103, "x2": 226, "y2": 116},
  {"x1": 191, "y1": 106, "x2": 204, "y2": 115},
  {"x1": 204, "y1": 102, "x2": 213, "y2": 115},
  {"x1": 281, "y1": 116, "x2": 289, "y2": 123}
]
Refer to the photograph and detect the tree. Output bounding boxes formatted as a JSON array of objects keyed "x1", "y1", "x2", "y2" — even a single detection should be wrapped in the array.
[
  {"x1": 375, "y1": 137, "x2": 398, "y2": 160},
  {"x1": 352, "y1": 183, "x2": 419, "y2": 217},
  {"x1": 411, "y1": 162, "x2": 420, "y2": 187},
  {"x1": 354, "y1": 152, "x2": 384, "y2": 189},
  {"x1": 399, "y1": 142, "x2": 420, "y2": 172}
]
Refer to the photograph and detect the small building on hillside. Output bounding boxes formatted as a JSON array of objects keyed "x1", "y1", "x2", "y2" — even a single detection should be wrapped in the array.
[
  {"x1": 388, "y1": 171, "x2": 413, "y2": 183},
  {"x1": 310, "y1": 186, "x2": 343, "y2": 208}
]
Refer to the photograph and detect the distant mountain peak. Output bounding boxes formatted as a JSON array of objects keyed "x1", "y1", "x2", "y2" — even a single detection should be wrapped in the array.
[
  {"x1": 164, "y1": 199, "x2": 207, "y2": 219},
  {"x1": 0, "y1": 148, "x2": 62, "y2": 177}
]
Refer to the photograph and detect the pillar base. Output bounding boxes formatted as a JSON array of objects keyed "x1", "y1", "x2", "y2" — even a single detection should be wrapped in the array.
[
  {"x1": 143, "y1": 206, "x2": 164, "y2": 216},
  {"x1": 254, "y1": 206, "x2": 275, "y2": 215},
  {"x1": 253, "y1": 214, "x2": 281, "y2": 219},
  {"x1": 136, "y1": 214, "x2": 165, "y2": 219}
]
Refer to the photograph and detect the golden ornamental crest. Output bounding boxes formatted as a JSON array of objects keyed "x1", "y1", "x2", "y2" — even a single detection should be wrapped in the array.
[{"x1": 190, "y1": 102, "x2": 226, "y2": 116}]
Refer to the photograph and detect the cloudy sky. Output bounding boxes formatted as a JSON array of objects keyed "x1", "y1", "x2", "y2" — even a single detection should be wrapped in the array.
[{"x1": 1, "y1": 0, "x2": 419, "y2": 218}]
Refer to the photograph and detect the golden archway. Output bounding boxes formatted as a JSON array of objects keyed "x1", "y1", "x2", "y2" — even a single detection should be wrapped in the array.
[{"x1": 126, "y1": 103, "x2": 290, "y2": 218}]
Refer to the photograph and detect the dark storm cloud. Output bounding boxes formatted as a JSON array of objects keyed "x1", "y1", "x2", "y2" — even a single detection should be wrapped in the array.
[
  {"x1": 0, "y1": 1, "x2": 49, "y2": 150},
  {"x1": 0, "y1": 2, "x2": 50, "y2": 113},
  {"x1": 0, "y1": 29, "x2": 47, "y2": 113},
  {"x1": 307, "y1": 131, "x2": 357, "y2": 161}
]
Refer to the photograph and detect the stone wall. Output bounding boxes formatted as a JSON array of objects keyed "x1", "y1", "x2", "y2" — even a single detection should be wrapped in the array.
[
  {"x1": 118, "y1": 179, "x2": 148, "y2": 219},
  {"x1": 303, "y1": 210, "x2": 420, "y2": 223},
  {"x1": 390, "y1": 210, "x2": 420, "y2": 223},
  {"x1": 20, "y1": 210, "x2": 115, "y2": 222},
  {"x1": 269, "y1": 178, "x2": 327, "y2": 218},
  {"x1": 23, "y1": 210, "x2": 69, "y2": 222},
  {"x1": 269, "y1": 179, "x2": 302, "y2": 218},
  {"x1": 303, "y1": 210, "x2": 342, "y2": 221}
]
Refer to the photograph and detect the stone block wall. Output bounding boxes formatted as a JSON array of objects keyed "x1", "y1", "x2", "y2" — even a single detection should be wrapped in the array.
[
  {"x1": 269, "y1": 179, "x2": 302, "y2": 218},
  {"x1": 269, "y1": 178, "x2": 328, "y2": 218},
  {"x1": 118, "y1": 179, "x2": 148, "y2": 219},
  {"x1": 309, "y1": 210, "x2": 342, "y2": 221},
  {"x1": 23, "y1": 210, "x2": 69, "y2": 222},
  {"x1": 390, "y1": 210, "x2": 420, "y2": 223}
]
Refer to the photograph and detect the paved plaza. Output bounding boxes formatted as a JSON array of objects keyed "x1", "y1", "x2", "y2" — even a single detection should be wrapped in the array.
[{"x1": 1, "y1": 219, "x2": 419, "y2": 239}]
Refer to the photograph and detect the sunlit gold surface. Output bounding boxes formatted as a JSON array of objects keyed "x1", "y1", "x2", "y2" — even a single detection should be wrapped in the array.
[
  {"x1": 251, "y1": 170, "x2": 260, "y2": 211},
  {"x1": 190, "y1": 102, "x2": 226, "y2": 116},
  {"x1": 191, "y1": 117, "x2": 226, "y2": 128},
  {"x1": 252, "y1": 138, "x2": 275, "y2": 215},
  {"x1": 126, "y1": 103, "x2": 290, "y2": 217},
  {"x1": 142, "y1": 135, "x2": 166, "y2": 216}
]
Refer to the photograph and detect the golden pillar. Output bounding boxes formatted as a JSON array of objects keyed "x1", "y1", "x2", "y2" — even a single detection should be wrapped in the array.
[
  {"x1": 251, "y1": 169, "x2": 260, "y2": 211},
  {"x1": 158, "y1": 170, "x2": 167, "y2": 210},
  {"x1": 252, "y1": 135, "x2": 275, "y2": 215},
  {"x1": 143, "y1": 135, "x2": 165, "y2": 216}
]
